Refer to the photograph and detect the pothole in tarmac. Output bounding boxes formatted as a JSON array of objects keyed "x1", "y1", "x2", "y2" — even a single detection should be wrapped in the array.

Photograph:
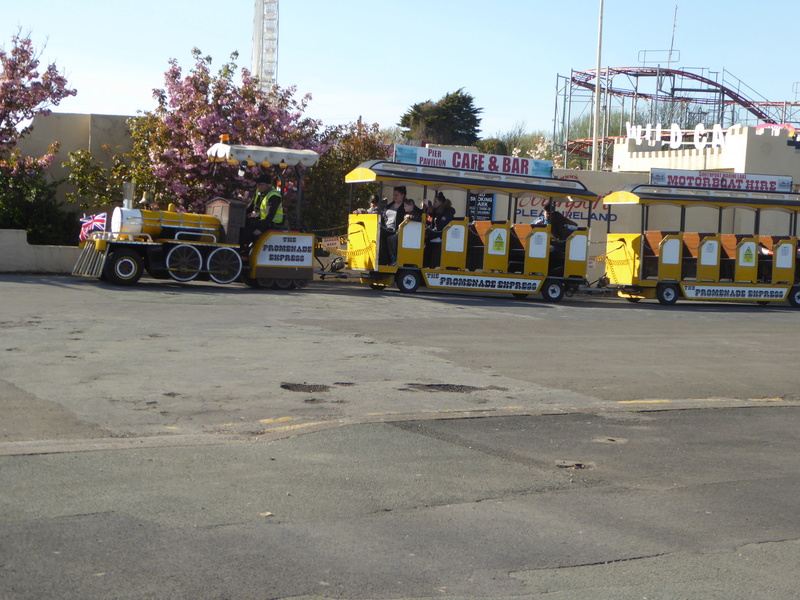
[
  {"x1": 280, "y1": 382, "x2": 509, "y2": 394},
  {"x1": 281, "y1": 382, "x2": 331, "y2": 393},
  {"x1": 403, "y1": 383, "x2": 509, "y2": 393},
  {"x1": 555, "y1": 459, "x2": 595, "y2": 470}
]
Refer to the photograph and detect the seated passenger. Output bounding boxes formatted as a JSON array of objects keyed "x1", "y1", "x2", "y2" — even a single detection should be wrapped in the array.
[
  {"x1": 353, "y1": 195, "x2": 383, "y2": 215},
  {"x1": 426, "y1": 192, "x2": 456, "y2": 241},
  {"x1": 540, "y1": 201, "x2": 577, "y2": 252},
  {"x1": 382, "y1": 187, "x2": 407, "y2": 232},
  {"x1": 379, "y1": 187, "x2": 408, "y2": 264},
  {"x1": 387, "y1": 197, "x2": 422, "y2": 266}
]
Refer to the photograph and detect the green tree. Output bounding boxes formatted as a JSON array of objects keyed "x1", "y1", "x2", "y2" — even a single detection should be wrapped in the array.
[
  {"x1": 62, "y1": 145, "x2": 131, "y2": 209},
  {"x1": 475, "y1": 138, "x2": 508, "y2": 156},
  {"x1": 399, "y1": 89, "x2": 482, "y2": 145},
  {"x1": 0, "y1": 165, "x2": 78, "y2": 245},
  {"x1": 302, "y1": 121, "x2": 390, "y2": 234}
]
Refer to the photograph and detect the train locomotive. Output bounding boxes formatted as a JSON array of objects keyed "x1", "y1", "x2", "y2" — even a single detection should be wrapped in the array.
[{"x1": 72, "y1": 144, "x2": 320, "y2": 289}]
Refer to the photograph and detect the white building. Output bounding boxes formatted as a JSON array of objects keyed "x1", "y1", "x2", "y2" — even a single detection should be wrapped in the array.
[{"x1": 612, "y1": 125, "x2": 800, "y2": 184}]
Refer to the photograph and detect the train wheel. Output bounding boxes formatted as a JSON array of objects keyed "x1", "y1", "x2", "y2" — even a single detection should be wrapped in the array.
[
  {"x1": 206, "y1": 247, "x2": 242, "y2": 284},
  {"x1": 166, "y1": 244, "x2": 202, "y2": 282},
  {"x1": 656, "y1": 283, "x2": 679, "y2": 306},
  {"x1": 542, "y1": 279, "x2": 565, "y2": 303},
  {"x1": 104, "y1": 249, "x2": 143, "y2": 286},
  {"x1": 788, "y1": 286, "x2": 800, "y2": 308},
  {"x1": 395, "y1": 269, "x2": 421, "y2": 293},
  {"x1": 257, "y1": 278, "x2": 276, "y2": 289},
  {"x1": 274, "y1": 278, "x2": 296, "y2": 290}
]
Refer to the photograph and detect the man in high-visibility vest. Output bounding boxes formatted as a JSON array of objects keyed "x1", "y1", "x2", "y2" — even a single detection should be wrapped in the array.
[
  {"x1": 253, "y1": 174, "x2": 284, "y2": 227},
  {"x1": 240, "y1": 174, "x2": 284, "y2": 252}
]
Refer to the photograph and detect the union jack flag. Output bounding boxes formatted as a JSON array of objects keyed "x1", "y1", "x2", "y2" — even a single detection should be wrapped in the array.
[{"x1": 79, "y1": 212, "x2": 107, "y2": 242}]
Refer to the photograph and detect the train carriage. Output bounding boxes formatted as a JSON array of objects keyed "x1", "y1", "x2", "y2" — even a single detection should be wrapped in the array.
[
  {"x1": 342, "y1": 158, "x2": 597, "y2": 302},
  {"x1": 602, "y1": 170, "x2": 800, "y2": 307}
]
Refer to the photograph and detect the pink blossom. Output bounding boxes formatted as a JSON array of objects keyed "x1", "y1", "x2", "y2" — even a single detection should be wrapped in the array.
[
  {"x1": 0, "y1": 33, "x2": 76, "y2": 162},
  {"x1": 135, "y1": 49, "x2": 324, "y2": 209}
]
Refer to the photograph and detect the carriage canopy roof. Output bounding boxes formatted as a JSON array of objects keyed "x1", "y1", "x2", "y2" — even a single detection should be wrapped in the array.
[
  {"x1": 345, "y1": 160, "x2": 597, "y2": 199},
  {"x1": 605, "y1": 183, "x2": 800, "y2": 211},
  {"x1": 207, "y1": 143, "x2": 320, "y2": 168}
]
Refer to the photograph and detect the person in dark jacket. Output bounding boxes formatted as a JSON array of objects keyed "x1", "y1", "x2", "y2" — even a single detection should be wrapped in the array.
[
  {"x1": 353, "y1": 195, "x2": 382, "y2": 214},
  {"x1": 539, "y1": 201, "x2": 578, "y2": 255},
  {"x1": 381, "y1": 186, "x2": 409, "y2": 264},
  {"x1": 426, "y1": 192, "x2": 456, "y2": 240},
  {"x1": 539, "y1": 201, "x2": 577, "y2": 241},
  {"x1": 387, "y1": 197, "x2": 422, "y2": 265}
]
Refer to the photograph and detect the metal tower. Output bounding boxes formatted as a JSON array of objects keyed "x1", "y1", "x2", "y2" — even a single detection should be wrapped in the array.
[{"x1": 252, "y1": 0, "x2": 278, "y2": 88}]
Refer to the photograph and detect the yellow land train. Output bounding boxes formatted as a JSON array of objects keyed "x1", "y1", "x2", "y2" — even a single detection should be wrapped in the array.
[
  {"x1": 344, "y1": 160, "x2": 597, "y2": 302},
  {"x1": 603, "y1": 181, "x2": 800, "y2": 306},
  {"x1": 72, "y1": 144, "x2": 319, "y2": 289}
]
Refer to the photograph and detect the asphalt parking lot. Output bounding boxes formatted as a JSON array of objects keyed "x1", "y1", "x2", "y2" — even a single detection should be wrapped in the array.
[{"x1": 2, "y1": 275, "x2": 800, "y2": 599}]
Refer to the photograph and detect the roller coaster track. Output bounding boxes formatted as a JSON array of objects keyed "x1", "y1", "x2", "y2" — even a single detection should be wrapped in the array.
[{"x1": 572, "y1": 66, "x2": 789, "y2": 125}]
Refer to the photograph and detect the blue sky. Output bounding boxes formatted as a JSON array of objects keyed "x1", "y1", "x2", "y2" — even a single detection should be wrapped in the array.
[{"x1": 7, "y1": 1, "x2": 800, "y2": 137}]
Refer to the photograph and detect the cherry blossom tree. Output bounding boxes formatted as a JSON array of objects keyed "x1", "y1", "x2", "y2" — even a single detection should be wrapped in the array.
[
  {"x1": 1, "y1": 33, "x2": 74, "y2": 134},
  {"x1": 144, "y1": 49, "x2": 330, "y2": 209},
  {"x1": 0, "y1": 32, "x2": 75, "y2": 165},
  {"x1": 66, "y1": 48, "x2": 327, "y2": 212},
  {"x1": 0, "y1": 32, "x2": 78, "y2": 244}
]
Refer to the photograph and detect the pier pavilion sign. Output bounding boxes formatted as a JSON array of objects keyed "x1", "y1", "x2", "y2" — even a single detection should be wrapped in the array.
[
  {"x1": 626, "y1": 122, "x2": 734, "y2": 151},
  {"x1": 394, "y1": 144, "x2": 553, "y2": 177}
]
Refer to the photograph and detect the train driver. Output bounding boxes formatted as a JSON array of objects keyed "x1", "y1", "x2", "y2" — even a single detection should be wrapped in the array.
[{"x1": 240, "y1": 174, "x2": 284, "y2": 251}]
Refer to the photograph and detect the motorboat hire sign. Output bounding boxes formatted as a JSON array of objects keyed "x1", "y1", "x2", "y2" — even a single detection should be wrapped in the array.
[
  {"x1": 394, "y1": 144, "x2": 553, "y2": 178},
  {"x1": 650, "y1": 169, "x2": 793, "y2": 193}
]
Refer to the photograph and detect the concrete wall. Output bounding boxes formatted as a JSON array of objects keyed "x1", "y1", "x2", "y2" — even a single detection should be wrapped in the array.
[
  {"x1": 17, "y1": 112, "x2": 134, "y2": 207},
  {"x1": 0, "y1": 230, "x2": 81, "y2": 274}
]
